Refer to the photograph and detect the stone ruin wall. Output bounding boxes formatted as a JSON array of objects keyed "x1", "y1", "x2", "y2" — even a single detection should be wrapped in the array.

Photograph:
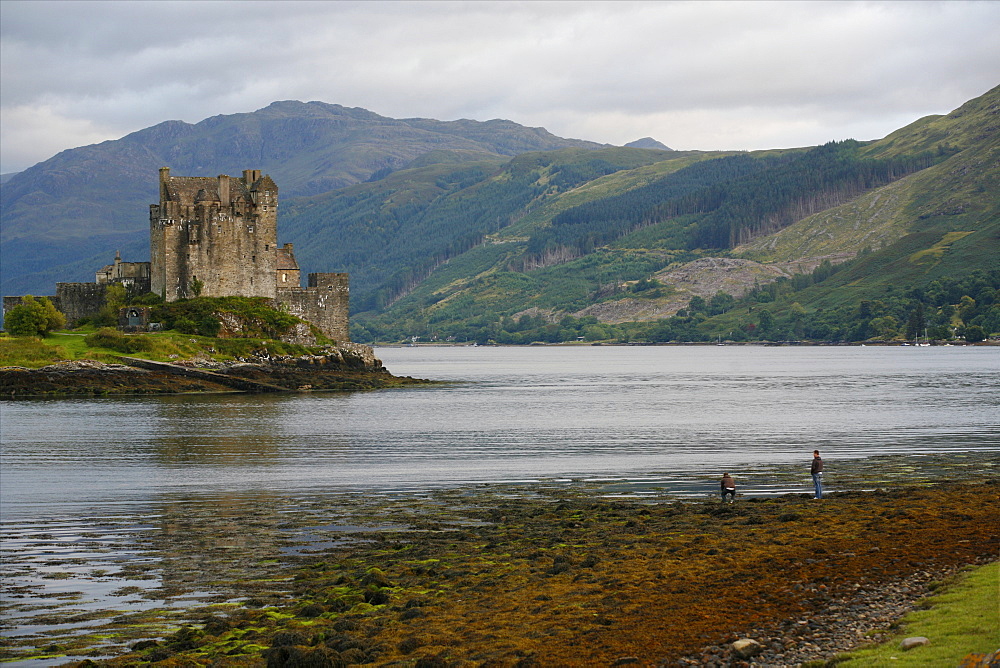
[
  {"x1": 3, "y1": 283, "x2": 112, "y2": 328},
  {"x1": 55, "y1": 283, "x2": 109, "y2": 324},
  {"x1": 277, "y1": 273, "x2": 350, "y2": 343}
]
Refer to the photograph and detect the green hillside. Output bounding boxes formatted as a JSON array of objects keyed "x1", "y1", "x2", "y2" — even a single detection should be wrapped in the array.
[
  {"x1": 353, "y1": 86, "x2": 999, "y2": 344},
  {"x1": 281, "y1": 147, "x2": 704, "y2": 311}
]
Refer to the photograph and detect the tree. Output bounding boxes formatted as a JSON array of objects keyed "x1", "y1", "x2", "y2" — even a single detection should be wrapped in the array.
[
  {"x1": 757, "y1": 309, "x2": 774, "y2": 337},
  {"x1": 189, "y1": 278, "x2": 204, "y2": 298},
  {"x1": 869, "y1": 316, "x2": 900, "y2": 340},
  {"x1": 92, "y1": 283, "x2": 128, "y2": 327},
  {"x1": 709, "y1": 291, "x2": 736, "y2": 314},
  {"x1": 905, "y1": 303, "x2": 926, "y2": 341},
  {"x1": 964, "y1": 325, "x2": 986, "y2": 343},
  {"x1": 927, "y1": 324, "x2": 953, "y2": 341},
  {"x1": 958, "y1": 295, "x2": 976, "y2": 322},
  {"x1": 40, "y1": 297, "x2": 66, "y2": 332},
  {"x1": 4, "y1": 296, "x2": 65, "y2": 337},
  {"x1": 105, "y1": 283, "x2": 127, "y2": 310}
]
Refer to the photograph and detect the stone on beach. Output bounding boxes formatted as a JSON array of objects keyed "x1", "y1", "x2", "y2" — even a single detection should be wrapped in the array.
[
  {"x1": 899, "y1": 636, "x2": 931, "y2": 650},
  {"x1": 732, "y1": 638, "x2": 764, "y2": 658}
]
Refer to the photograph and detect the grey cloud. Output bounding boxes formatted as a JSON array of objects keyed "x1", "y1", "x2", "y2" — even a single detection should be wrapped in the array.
[{"x1": 1, "y1": 0, "x2": 998, "y2": 173}]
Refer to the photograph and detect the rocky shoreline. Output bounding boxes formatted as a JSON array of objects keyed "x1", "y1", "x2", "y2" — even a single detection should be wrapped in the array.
[
  {"x1": 676, "y1": 562, "x2": 986, "y2": 667},
  {"x1": 0, "y1": 345, "x2": 433, "y2": 398},
  {"x1": 4, "y1": 478, "x2": 990, "y2": 667}
]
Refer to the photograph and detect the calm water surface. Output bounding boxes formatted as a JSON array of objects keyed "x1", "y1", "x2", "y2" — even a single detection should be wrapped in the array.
[
  {"x1": 1, "y1": 345, "x2": 998, "y2": 661},
  {"x1": 2, "y1": 345, "x2": 998, "y2": 516}
]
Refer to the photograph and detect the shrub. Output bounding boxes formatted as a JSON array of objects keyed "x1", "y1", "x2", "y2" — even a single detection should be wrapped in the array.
[
  {"x1": 133, "y1": 292, "x2": 164, "y2": 306},
  {"x1": 174, "y1": 317, "x2": 198, "y2": 335},
  {"x1": 4, "y1": 296, "x2": 66, "y2": 337},
  {"x1": 152, "y1": 296, "x2": 302, "y2": 339},
  {"x1": 83, "y1": 328, "x2": 153, "y2": 353},
  {"x1": 84, "y1": 327, "x2": 128, "y2": 350},
  {"x1": 197, "y1": 315, "x2": 221, "y2": 337}
]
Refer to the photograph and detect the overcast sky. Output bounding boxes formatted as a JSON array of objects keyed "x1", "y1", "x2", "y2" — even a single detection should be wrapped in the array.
[{"x1": 1, "y1": 0, "x2": 998, "y2": 174}]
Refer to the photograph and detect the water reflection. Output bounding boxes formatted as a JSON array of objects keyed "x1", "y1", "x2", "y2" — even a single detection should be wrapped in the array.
[
  {"x1": 149, "y1": 395, "x2": 290, "y2": 468},
  {"x1": 2, "y1": 347, "x2": 998, "y2": 512}
]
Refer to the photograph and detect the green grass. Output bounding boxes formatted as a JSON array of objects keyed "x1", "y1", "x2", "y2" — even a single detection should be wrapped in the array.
[
  {"x1": 0, "y1": 328, "x2": 329, "y2": 368},
  {"x1": 832, "y1": 561, "x2": 999, "y2": 667},
  {"x1": 0, "y1": 335, "x2": 69, "y2": 366}
]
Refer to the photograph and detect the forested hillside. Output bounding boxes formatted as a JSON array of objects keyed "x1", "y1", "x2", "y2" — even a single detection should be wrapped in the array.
[
  {"x1": 350, "y1": 86, "x2": 998, "y2": 344},
  {"x1": 281, "y1": 147, "x2": 696, "y2": 311}
]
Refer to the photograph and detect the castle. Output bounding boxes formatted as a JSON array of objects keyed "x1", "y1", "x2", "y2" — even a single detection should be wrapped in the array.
[{"x1": 4, "y1": 168, "x2": 349, "y2": 341}]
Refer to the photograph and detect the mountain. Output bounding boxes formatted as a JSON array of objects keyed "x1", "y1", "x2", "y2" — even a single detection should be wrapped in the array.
[
  {"x1": 624, "y1": 137, "x2": 673, "y2": 150},
  {"x1": 4, "y1": 87, "x2": 998, "y2": 344},
  {"x1": 280, "y1": 147, "x2": 697, "y2": 311},
  {"x1": 0, "y1": 101, "x2": 603, "y2": 296},
  {"x1": 345, "y1": 86, "x2": 998, "y2": 343}
]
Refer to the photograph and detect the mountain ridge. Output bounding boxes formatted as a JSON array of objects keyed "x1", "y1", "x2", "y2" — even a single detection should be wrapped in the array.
[
  {"x1": 0, "y1": 102, "x2": 605, "y2": 296},
  {"x1": 3, "y1": 87, "x2": 997, "y2": 343},
  {"x1": 344, "y1": 86, "x2": 997, "y2": 342}
]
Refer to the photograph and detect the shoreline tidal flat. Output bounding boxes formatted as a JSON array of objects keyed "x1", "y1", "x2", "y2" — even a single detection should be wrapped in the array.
[{"x1": 2, "y1": 474, "x2": 996, "y2": 666}]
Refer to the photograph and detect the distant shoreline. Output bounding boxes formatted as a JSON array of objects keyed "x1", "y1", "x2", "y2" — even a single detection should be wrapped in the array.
[
  {"x1": 374, "y1": 340, "x2": 997, "y2": 347},
  {"x1": 0, "y1": 355, "x2": 434, "y2": 399}
]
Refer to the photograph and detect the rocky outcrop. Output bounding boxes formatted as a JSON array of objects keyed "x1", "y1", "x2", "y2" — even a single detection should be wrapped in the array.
[
  {"x1": 0, "y1": 360, "x2": 234, "y2": 397},
  {"x1": 655, "y1": 257, "x2": 791, "y2": 300},
  {"x1": 0, "y1": 345, "x2": 427, "y2": 398}
]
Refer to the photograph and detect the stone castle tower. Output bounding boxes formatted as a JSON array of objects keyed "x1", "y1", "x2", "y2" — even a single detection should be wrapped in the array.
[
  {"x1": 5, "y1": 168, "x2": 350, "y2": 342},
  {"x1": 150, "y1": 167, "x2": 350, "y2": 341},
  {"x1": 151, "y1": 168, "x2": 283, "y2": 300}
]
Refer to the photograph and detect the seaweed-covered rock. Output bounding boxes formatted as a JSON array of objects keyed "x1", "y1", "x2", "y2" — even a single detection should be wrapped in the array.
[{"x1": 732, "y1": 638, "x2": 763, "y2": 658}]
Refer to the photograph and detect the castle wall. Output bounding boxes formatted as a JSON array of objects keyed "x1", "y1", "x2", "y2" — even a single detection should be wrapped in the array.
[
  {"x1": 277, "y1": 273, "x2": 350, "y2": 342},
  {"x1": 97, "y1": 255, "x2": 151, "y2": 293},
  {"x1": 276, "y1": 243, "x2": 301, "y2": 289},
  {"x1": 55, "y1": 283, "x2": 108, "y2": 324}
]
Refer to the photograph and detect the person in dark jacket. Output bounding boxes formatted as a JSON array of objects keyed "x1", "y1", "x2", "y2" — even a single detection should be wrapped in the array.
[
  {"x1": 721, "y1": 473, "x2": 736, "y2": 503},
  {"x1": 811, "y1": 450, "x2": 824, "y2": 499}
]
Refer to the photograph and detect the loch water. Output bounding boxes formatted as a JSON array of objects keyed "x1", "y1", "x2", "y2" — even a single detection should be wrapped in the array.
[
  {"x1": 1, "y1": 345, "x2": 998, "y2": 660},
  {"x1": 3, "y1": 345, "x2": 998, "y2": 515}
]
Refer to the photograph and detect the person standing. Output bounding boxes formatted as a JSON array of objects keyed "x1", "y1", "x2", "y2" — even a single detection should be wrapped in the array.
[
  {"x1": 811, "y1": 450, "x2": 824, "y2": 499},
  {"x1": 721, "y1": 473, "x2": 736, "y2": 503}
]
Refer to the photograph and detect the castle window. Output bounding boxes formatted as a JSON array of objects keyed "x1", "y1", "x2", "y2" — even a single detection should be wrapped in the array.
[
  {"x1": 282, "y1": 273, "x2": 287, "y2": 283},
  {"x1": 248, "y1": 226, "x2": 254, "y2": 233},
  {"x1": 252, "y1": 256, "x2": 256, "y2": 263}
]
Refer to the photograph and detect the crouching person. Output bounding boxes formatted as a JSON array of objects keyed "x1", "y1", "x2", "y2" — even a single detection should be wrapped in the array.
[{"x1": 721, "y1": 473, "x2": 736, "y2": 503}]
